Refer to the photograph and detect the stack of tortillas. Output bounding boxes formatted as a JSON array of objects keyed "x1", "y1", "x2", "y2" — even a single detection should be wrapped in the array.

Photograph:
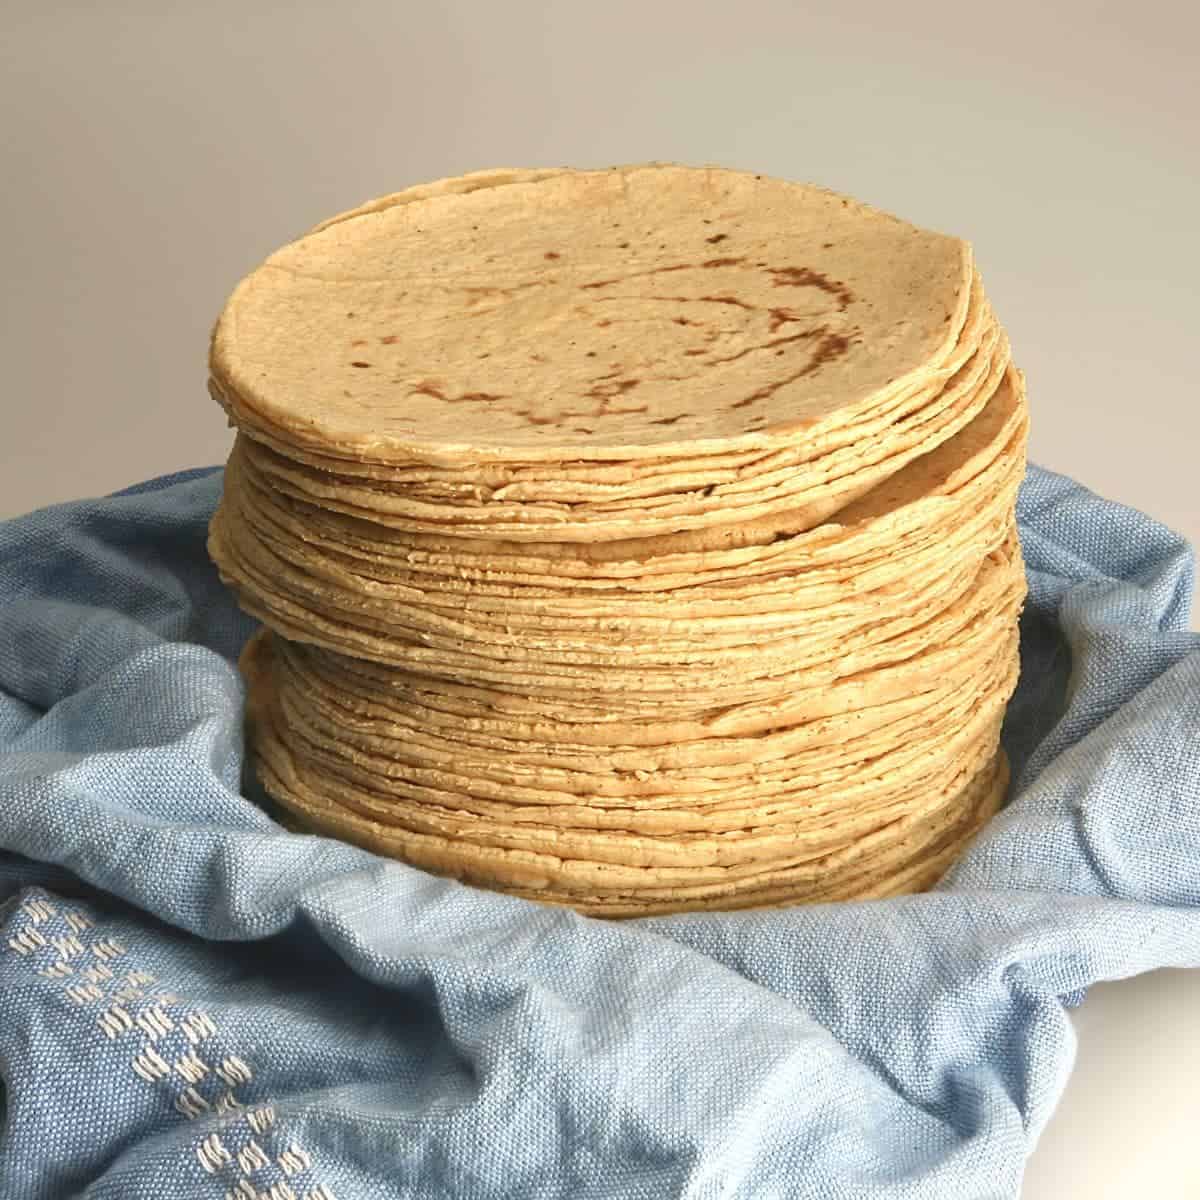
[{"x1": 207, "y1": 164, "x2": 1028, "y2": 916}]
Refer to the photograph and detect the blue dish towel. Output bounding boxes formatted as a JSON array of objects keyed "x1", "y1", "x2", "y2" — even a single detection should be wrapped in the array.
[{"x1": 0, "y1": 463, "x2": 1197, "y2": 1200}]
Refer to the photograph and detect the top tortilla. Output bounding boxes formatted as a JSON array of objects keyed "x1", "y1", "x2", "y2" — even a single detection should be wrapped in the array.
[{"x1": 210, "y1": 164, "x2": 972, "y2": 464}]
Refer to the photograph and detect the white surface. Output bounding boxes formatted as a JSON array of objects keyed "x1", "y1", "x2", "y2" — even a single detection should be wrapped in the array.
[
  {"x1": 2, "y1": 2, "x2": 1198, "y2": 1194},
  {"x1": 1024, "y1": 971, "x2": 1200, "y2": 1197}
]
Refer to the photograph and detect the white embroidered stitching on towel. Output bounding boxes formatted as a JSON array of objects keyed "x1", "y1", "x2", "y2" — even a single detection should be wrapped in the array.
[{"x1": 2, "y1": 888, "x2": 335, "y2": 1200}]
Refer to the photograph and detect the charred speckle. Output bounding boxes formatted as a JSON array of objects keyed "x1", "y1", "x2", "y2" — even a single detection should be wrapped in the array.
[
  {"x1": 350, "y1": 361, "x2": 372, "y2": 368},
  {"x1": 586, "y1": 351, "x2": 597, "y2": 357},
  {"x1": 807, "y1": 331, "x2": 853, "y2": 372},
  {"x1": 705, "y1": 233, "x2": 728, "y2": 244},
  {"x1": 822, "y1": 242, "x2": 834, "y2": 249},
  {"x1": 702, "y1": 257, "x2": 744, "y2": 268},
  {"x1": 766, "y1": 266, "x2": 854, "y2": 310},
  {"x1": 652, "y1": 414, "x2": 685, "y2": 425},
  {"x1": 728, "y1": 329, "x2": 853, "y2": 407},
  {"x1": 699, "y1": 294, "x2": 756, "y2": 310},
  {"x1": 684, "y1": 348, "x2": 707, "y2": 356},
  {"x1": 709, "y1": 328, "x2": 821, "y2": 366},
  {"x1": 768, "y1": 307, "x2": 803, "y2": 332},
  {"x1": 544, "y1": 251, "x2": 561, "y2": 260},
  {"x1": 617, "y1": 241, "x2": 630, "y2": 249},
  {"x1": 410, "y1": 381, "x2": 506, "y2": 404},
  {"x1": 583, "y1": 263, "x2": 699, "y2": 289},
  {"x1": 596, "y1": 319, "x2": 613, "y2": 328}
]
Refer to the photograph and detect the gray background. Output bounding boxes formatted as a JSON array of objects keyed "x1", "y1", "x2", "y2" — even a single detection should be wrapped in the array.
[{"x1": 3, "y1": 2, "x2": 1198, "y2": 1194}]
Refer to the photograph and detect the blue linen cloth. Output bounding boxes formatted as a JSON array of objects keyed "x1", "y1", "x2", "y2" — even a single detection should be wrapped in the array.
[{"x1": 0, "y1": 462, "x2": 1197, "y2": 1200}]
